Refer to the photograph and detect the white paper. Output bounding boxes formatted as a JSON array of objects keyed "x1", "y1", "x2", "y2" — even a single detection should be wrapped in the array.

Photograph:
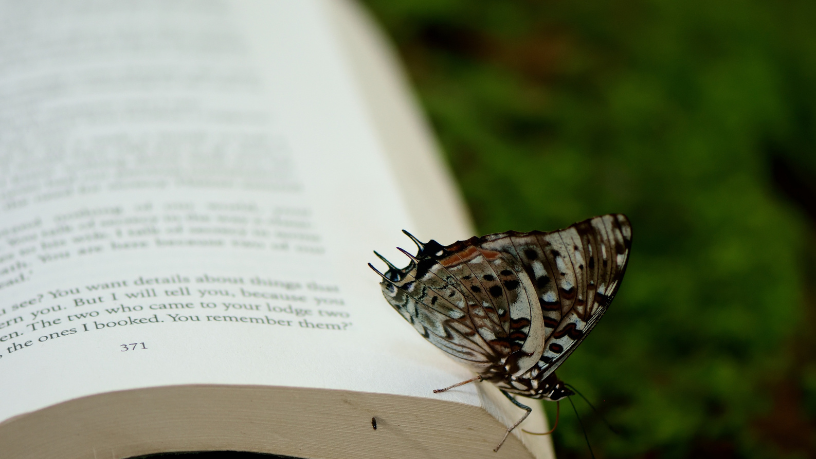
[{"x1": 0, "y1": 0, "x2": 478, "y2": 423}]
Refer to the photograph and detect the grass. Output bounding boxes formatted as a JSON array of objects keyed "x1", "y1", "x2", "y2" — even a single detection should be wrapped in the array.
[{"x1": 361, "y1": 1, "x2": 816, "y2": 457}]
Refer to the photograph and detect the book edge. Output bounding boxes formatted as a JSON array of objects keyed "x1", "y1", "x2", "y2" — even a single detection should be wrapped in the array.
[
  {"x1": 320, "y1": 2, "x2": 554, "y2": 458},
  {"x1": 0, "y1": 385, "x2": 539, "y2": 459},
  {"x1": 321, "y1": 0, "x2": 474, "y2": 245}
]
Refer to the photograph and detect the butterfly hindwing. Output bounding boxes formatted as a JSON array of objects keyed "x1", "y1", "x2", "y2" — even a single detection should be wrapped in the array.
[
  {"x1": 378, "y1": 241, "x2": 545, "y2": 375},
  {"x1": 380, "y1": 268, "x2": 496, "y2": 368},
  {"x1": 435, "y1": 245, "x2": 545, "y2": 375}
]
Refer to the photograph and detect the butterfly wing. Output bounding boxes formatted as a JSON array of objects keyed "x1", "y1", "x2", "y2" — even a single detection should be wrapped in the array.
[
  {"x1": 480, "y1": 214, "x2": 632, "y2": 382},
  {"x1": 376, "y1": 238, "x2": 545, "y2": 376},
  {"x1": 374, "y1": 214, "x2": 631, "y2": 387}
]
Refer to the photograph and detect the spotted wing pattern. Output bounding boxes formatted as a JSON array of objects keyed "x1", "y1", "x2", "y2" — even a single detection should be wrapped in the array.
[
  {"x1": 372, "y1": 214, "x2": 632, "y2": 398},
  {"x1": 376, "y1": 239, "x2": 545, "y2": 377},
  {"x1": 480, "y1": 214, "x2": 632, "y2": 390}
]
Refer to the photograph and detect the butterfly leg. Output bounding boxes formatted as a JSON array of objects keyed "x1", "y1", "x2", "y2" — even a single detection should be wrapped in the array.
[
  {"x1": 433, "y1": 374, "x2": 483, "y2": 393},
  {"x1": 494, "y1": 390, "x2": 532, "y2": 452}
]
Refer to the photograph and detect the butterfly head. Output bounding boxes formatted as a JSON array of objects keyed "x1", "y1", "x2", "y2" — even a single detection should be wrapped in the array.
[
  {"x1": 537, "y1": 373, "x2": 574, "y2": 401},
  {"x1": 546, "y1": 381, "x2": 574, "y2": 401}
]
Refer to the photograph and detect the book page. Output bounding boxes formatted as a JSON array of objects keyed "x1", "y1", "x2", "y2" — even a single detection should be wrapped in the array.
[{"x1": 0, "y1": 0, "x2": 480, "y2": 423}]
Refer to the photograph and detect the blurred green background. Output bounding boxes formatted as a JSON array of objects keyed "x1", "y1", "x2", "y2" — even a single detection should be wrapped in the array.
[{"x1": 361, "y1": 1, "x2": 816, "y2": 458}]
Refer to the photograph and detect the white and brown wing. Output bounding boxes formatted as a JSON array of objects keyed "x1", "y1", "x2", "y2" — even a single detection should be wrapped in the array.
[
  {"x1": 373, "y1": 235, "x2": 545, "y2": 377},
  {"x1": 372, "y1": 214, "x2": 631, "y2": 392},
  {"x1": 480, "y1": 214, "x2": 632, "y2": 384}
]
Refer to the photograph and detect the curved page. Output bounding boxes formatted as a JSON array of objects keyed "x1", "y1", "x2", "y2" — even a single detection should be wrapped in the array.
[{"x1": 0, "y1": 1, "x2": 552, "y2": 458}]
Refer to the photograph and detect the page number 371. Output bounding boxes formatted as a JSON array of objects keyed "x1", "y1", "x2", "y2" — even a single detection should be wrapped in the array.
[{"x1": 121, "y1": 342, "x2": 147, "y2": 352}]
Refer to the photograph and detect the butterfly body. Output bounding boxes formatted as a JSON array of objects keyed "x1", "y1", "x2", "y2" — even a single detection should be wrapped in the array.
[{"x1": 371, "y1": 214, "x2": 632, "y2": 448}]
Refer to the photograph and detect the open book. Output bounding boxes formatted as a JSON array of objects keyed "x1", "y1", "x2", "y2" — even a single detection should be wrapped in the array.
[{"x1": 0, "y1": 1, "x2": 554, "y2": 458}]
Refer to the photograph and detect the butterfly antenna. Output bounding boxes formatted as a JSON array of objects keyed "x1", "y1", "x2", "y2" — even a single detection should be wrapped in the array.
[
  {"x1": 401, "y1": 230, "x2": 425, "y2": 251},
  {"x1": 396, "y1": 247, "x2": 418, "y2": 262},
  {"x1": 522, "y1": 400, "x2": 559, "y2": 436},
  {"x1": 565, "y1": 383, "x2": 621, "y2": 436},
  {"x1": 368, "y1": 263, "x2": 395, "y2": 284},
  {"x1": 568, "y1": 395, "x2": 595, "y2": 459},
  {"x1": 373, "y1": 251, "x2": 398, "y2": 271}
]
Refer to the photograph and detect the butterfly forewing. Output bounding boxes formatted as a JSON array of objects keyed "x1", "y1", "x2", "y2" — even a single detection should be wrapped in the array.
[
  {"x1": 518, "y1": 214, "x2": 632, "y2": 382},
  {"x1": 374, "y1": 213, "x2": 632, "y2": 397}
]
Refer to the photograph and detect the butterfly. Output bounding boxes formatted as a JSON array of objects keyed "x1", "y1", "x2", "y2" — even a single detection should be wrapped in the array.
[{"x1": 369, "y1": 214, "x2": 632, "y2": 451}]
